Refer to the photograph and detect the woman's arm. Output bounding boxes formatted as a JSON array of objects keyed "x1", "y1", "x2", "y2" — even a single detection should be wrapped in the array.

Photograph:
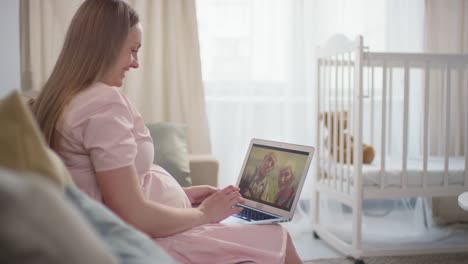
[{"x1": 96, "y1": 165, "x2": 243, "y2": 237}]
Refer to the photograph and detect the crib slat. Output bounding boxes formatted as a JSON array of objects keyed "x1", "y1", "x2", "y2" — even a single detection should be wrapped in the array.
[
  {"x1": 347, "y1": 53, "x2": 352, "y2": 194},
  {"x1": 444, "y1": 65, "x2": 451, "y2": 187},
  {"x1": 316, "y1": 60, "x2": 322, "y2": 184},
  {"x1": 370, "y1": 67, "x2": 375, "y2": 147},
  {"x1": 323, "y1": 60, "x2": 329, "y2": 185},
  {"x1": 465, "y1": 67, "x2": 468, "y2": 187},
  {"x1": 321, "y1": 60, "x2": 327, "y2": 183},
  {"x1": 327, "y1": 61, "x2": 332, "y2": 187},
  {"x1": 388, "y1": 68, "x2": 393, "y2": 154},
  {"x1": 352, "y1": 37, "x2": 364, "y2": 251},
  {"x1": 334, "y1": 58, "x2": 339, "y2": 189},
  {"x1": 439, "y1": 72, "x2": 445, "y2": 154},
  {"x1": 314, "y1": 60, "x2": 321, "y2": 229},
  {"x1": 339, "y1": 55, "x2": 345, "y2": 192},
  {"x1": 402, "y1": 63, "x2": 410, "y2": 188},
  {"x1": 423, "y1": 64, "x2": 430, "y2": 188},
  {"x1": 455, "y1": 68, "x2": 462, "y2": 155},
  {"x1": 380, "y1": 64, "x2": 387, "y2": 189}
]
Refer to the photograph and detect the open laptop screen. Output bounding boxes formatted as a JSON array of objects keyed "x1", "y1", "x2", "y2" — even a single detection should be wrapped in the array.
[{"x1": 238, "y1": 143, "x2": 310, "y2": 212}]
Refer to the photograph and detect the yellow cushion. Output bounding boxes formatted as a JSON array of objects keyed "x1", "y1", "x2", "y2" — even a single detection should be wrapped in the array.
[{"x1": 0, "y1": 91, "x2": 74, "y2": 187}]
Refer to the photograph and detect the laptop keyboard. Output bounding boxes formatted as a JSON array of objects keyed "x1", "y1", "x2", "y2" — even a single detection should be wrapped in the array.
[{"x1": 233, "y1": 206, "x2": 278, "y2": 222}]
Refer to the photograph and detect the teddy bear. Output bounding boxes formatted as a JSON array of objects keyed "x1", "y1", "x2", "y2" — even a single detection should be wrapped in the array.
[{"x1": 320, "y1": 111, "x2": 375, "y2": 164}]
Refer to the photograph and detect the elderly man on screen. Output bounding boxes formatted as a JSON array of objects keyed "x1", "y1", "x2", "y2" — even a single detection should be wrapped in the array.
[{"x1": 239, "y1": 152, "x2": 278, "y2": 201}]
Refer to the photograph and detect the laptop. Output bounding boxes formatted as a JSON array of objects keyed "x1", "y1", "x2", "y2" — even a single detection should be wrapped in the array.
[{"x1": 221, "y1": 138, "x2": 314, "y2": 225}]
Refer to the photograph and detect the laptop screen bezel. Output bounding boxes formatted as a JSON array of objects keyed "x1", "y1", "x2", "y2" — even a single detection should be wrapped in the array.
[{"x1": 235, "y1": 138, "x2": 315, "y2": 219}]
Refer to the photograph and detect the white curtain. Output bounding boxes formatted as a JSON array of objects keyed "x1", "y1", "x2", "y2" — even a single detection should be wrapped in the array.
[
  {"x1": 125, "y1": 0, "x2": 211, "y2": 154},
  {"x1": 19, "y1": 0, "x2": 81, "y2": 92},
  {"x1": 425, "y1": 0, "x2": 467, "y2": 156},
  {"x1": 425, "y1": 0, "x2": 468, "y2": 225},
  {"x1": 20, "y1": 0, "x2": 211, "y2": 154},
  {"x1": 197, "y1": 0, "x2": 425, "y2": 237}
]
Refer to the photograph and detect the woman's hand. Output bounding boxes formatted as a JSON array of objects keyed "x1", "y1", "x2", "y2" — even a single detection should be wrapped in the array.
[
  {"x1": 197, "y1": 185, "x2": 245, "y2": 223},
  {"x1": 184, "y1": 185, "x2": 219, "y2": 205}
]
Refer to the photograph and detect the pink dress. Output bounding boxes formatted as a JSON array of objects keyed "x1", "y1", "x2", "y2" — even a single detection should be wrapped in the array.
[{"x1": 58, "y1": 82, "x2": 287, "y2": 264}]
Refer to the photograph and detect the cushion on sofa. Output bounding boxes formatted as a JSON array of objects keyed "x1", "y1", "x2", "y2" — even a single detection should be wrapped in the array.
[
  {"x1": 147, "y1": 122, "x2": 192, "y2": 187},
  {"x1": 0, "y1": 168, "x2": 118, "y2": 264},
  {"x1": 0, "y1": 91, "x2": 74, "y2": 187},
  {"x1": 65, "y1": 185, "x2": 176, "y2": 264}
]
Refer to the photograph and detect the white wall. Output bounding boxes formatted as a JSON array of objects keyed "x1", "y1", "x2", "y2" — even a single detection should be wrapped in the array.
[{"x1": 0, "y1": 0, "x2": 20, "y2": 98}]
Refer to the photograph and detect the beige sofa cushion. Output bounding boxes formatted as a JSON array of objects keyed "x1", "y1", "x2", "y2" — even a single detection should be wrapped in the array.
[
  {"x1": 189, "y1": 154, "x2": 219, "y2": 186},
  {"x1": 0, "y1": 91, "x2": 73, "y2": 187}
]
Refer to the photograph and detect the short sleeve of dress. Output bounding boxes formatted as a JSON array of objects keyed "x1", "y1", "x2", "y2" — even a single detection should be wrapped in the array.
[{"x1": 81, "y1": 92, "x2": 137, "y2": 172}]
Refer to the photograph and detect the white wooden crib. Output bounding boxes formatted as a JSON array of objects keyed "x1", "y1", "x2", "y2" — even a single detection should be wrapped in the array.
[{"x1": 312, "y1": 35, "x2": 468, "y2": 263}]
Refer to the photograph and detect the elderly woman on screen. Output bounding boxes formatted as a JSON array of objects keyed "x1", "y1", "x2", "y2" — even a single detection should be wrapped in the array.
[{"x1": 275, "y1": 162, "x2": 296, "y2": 209}]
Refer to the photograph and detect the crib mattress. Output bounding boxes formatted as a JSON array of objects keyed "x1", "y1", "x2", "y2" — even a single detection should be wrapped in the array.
[{"x1": 320, "y1": 156, "x2": 467, "y2": 187}]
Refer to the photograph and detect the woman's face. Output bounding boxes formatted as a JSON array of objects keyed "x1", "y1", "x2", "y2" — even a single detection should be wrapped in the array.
[
  {"x1": 102, "y1": 23, "x2": 142, "y2": 87},
  {"x1": 278, "y1": 167, "x2": 293, "y2": 189}
]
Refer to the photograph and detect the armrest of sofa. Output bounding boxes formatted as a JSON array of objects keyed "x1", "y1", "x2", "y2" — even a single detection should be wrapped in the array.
[{"x1": 189, "y1": 154, "x2": 219, "y2": 187}]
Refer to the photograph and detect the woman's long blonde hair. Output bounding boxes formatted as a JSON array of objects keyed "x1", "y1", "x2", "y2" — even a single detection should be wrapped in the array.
[{"x1": 31, "y1": 0, "x2": 139, "y2": 151}]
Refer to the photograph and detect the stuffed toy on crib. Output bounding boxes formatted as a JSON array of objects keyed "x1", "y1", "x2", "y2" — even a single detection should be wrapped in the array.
[{"x1": 320, "y1": 112, "x2": 375, "y2": 164}]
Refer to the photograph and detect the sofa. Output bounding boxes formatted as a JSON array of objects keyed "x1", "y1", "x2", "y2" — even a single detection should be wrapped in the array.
[{"x1": 0, "y1": 91, "x2": 219, "y2": 263}]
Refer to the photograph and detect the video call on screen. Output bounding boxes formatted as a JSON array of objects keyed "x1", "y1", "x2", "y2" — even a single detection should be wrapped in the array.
[{"x1": 239, "y1": 144, "x2": 309, "y2": 211}]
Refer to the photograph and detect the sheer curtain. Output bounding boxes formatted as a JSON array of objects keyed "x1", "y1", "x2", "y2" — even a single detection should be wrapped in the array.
[
  {"x1": 196, "y1": 0, "x2": 424, "y2": 189},
  {"x1": 197, "y1": 0, "x2": 424, "y2": 236},
  {"x1": 197, "y1": 0, "x2": 314, "y2": 191}
]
